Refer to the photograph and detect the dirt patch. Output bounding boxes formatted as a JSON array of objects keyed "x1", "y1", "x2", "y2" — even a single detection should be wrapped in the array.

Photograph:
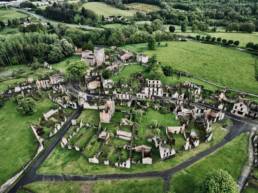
[{"x1": 80, "y1": 182, "x2": 94, "y2": 193}]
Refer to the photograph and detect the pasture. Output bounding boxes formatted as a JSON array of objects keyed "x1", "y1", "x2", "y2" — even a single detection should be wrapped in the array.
[
  {"x1": 170, "y1": 133, "x2": 248, "y2": 193},
  {"x1": 81, "y1": 2, "x2": 135, "y2": 17},
  {"x1": 124, "y1": 41, "x2": 258, "y2": 94},
  {"x1": 0, "y1": 8, "x2": 27, "y2": 21},
  {"x1": 20, "y1": 178, "x2": 163, "y2": 193},
  {"x1": 0, "y1": 98, "x2": 53, "y2": 185},
  {"x1": 125, "y1": 3, "x2": 160, "y2": 13}
]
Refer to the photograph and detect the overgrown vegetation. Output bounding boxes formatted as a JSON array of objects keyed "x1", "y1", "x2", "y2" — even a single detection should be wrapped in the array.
[{"x1": 0, "y1": 33, "x2": 74, "y2": 66}]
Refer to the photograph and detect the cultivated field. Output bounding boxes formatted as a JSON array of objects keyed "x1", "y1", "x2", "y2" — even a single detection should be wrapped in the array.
[
  {"x1": 125, "y1": 3, "x2": 160, "y2": 13},
  {"x1": 170, "y1": 133, "x2": 248, "y2": 193},
  {"x1": 0, "y1": 98, "x2": 53, "y2": 185},
  {"x1": 0, "y1": 8, "x2": 27, "y2": 21},
  {"x1": 124, "y1": 41, "x2": 258, "y2": 94},
  {"x1": 82, "y1": 2, "x2": 135, "y2": 17}
]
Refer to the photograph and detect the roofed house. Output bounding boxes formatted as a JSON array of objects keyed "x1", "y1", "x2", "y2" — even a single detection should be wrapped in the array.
[
  {"x1": 100, "y1": 100, "x2": 115, "y2": 123},
  {"x1": 116, "y1": 130, "x2": 132, "y2": 141}
]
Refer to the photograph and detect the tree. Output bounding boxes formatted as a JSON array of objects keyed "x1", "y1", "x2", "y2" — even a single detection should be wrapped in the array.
[
  {"x1": 169, "y1": 25, "x2": 176, "y2": 33},
  {"x1": 162, "y1": 65, "x2": 173, "y2": 76},
  {"x1": 181, "y1": 22, "x2": 187, "y2": 32},
  {"x1": 48, "y1": 45, "x2": 64, "y2": 63},
  {"x1": 102, "y1": 69, "x2": 112, "y2": 79},
  {"x1": 197, "y1": 169, "x2": 238, "y2": 193},
  {"x1": 66, "y1": 61, "x2": 86, "y2": 81},
  {"x1": 16, "y1": 97, "x2": 36, "y2": 115},
  {"x1": 233, "y1": 40, "x2": 240, "y2": 46},
  {"x1": 148, "y1": 36, "x2": 156, "y2": 50}
]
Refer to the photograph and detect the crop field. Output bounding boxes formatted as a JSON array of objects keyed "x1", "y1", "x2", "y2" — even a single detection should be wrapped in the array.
[
  {"x1": 81, "y1": 2, "x2": 135, "y2": 17},
  {"x1": 0, "y1": 8, "x2": 27, "y2": 21},
  {"x1": 0, "y1": 98, "x2": 53, "y2": 185},
  {"x1": 170, "y1": 133, "x2": 248, "y2": 193},
  {"x1": 124, "y1": 41, "x2": 258, "y2": 94},
  {"x1": 125, "y1": 3, "x2": 160, "y2": 13}
]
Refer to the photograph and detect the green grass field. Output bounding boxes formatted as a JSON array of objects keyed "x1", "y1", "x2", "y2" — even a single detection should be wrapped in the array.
[
  {"x1": 125, "y1": 3, "x2": 160, "y2": 13},
  {"x1": 112, "y1": 64, "x2": 145, "y2": 83},
  {"x1": 243, "y1": 187, "x2": 258, "y2": 193},
  {"x1": 170, "y1": 133, "x2": 249, "y2": 193},
  {"x1": 124, "y1": 41, "x2": 258, "y2": 94},
  {"x1": 20, "y1": 178, "x2": 163, "y2": 193},
  {"x1": 82, "y1": 2, "x2": 135, "y2": 17},
  {"x1": 52, "y1": 56, "x2": 81, "y2": 74},
  {"x1": 0, "y1": 8, "x2": 27, "y2": 21},
  {"x1": 0, "y1": 98, "x2": 53, "y2": 185}
]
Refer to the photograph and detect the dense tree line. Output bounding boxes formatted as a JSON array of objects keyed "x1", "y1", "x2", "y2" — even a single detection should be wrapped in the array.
[
  {"x1": 36, "y1": 3, "x2": 99, "y2": 26},
  {"x1": 61, "y1": 24, "x2": 177, "y2": 48},
  {"x1": 0, "y1": 33, "x2": 74, "y2": 66}
]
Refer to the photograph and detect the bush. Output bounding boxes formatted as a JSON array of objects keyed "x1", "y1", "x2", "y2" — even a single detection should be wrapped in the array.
[{"x1": 196, "y1": 169, "x2": 238, "y2": 193}]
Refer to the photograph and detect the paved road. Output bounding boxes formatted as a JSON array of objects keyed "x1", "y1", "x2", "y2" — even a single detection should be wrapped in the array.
[
  {"x1": 8, "y1": 117, "x2": 254, "y2": 193},
  {"x1": 8, "y1": 108, "x2": 82, "y2": 193}
]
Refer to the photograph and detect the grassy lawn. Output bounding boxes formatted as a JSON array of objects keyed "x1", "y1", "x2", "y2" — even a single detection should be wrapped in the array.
[
  {"x1": 124, "y1": 41, "x2": 258, "y2": 94},
  {"x1": 20, "y1": 178, "x2": 163, "y2": 193},
  {"x1": 52, "y1": 56, "x2": 81, "y2": 74},
  {"x1": 38, "y1": 121, "x2": 227, "y2": 175},
  {"x1": 243, "y1": 186, "x2": 258, "y2": 193},
  {"x1": 0, "y1": 98, "x2": 53, "y2": 185},
  {"x1": 0, "y1": 8, "x2": 27, "y2": 21},
  {"x1": 170, "y1": 133, "x2": 249, "y2": 193},
  {"x1": 82, "y1": 2, "x2": 135, "y2": 17},
  {"x1": 92, "y1": 178, "x2": 163, "y2": 193},
  {"x1": 125, "y1": 3, "x2": 160, "y2": 13},
  {"x1": 77, "y1": 109, "x2": 99, "y2": 125},
  {"x1": 112, "y1": 64, "x2": 145, "y2": 83}
]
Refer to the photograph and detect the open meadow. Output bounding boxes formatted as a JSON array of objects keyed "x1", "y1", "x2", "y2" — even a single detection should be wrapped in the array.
[
  {"x1": 0, "y1": 8, "x2": 27, "y2": 21},
  {"x1": 125, "y1": 3, "x2": 160, "y2": 13},
  {"x1": 124, "y1": 41, "x2": 258, "y2": 94},
  {"x1": 81, "y1": 2, "x2": 135, "y2": 17},
  {"x1": 170, "y1": 133, "x2": 248, "y2": 193},
  {"x1": 0, "y1": 98, "x2": 53, "y2": 185},
  {"x1": 19, "y1": 178, "x2": 163, "y2": 193}
]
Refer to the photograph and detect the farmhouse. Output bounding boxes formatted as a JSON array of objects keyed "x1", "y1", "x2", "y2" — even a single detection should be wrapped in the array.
[{"x1": 81, "y1": 48, "x2": 105, "y2": 67}]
